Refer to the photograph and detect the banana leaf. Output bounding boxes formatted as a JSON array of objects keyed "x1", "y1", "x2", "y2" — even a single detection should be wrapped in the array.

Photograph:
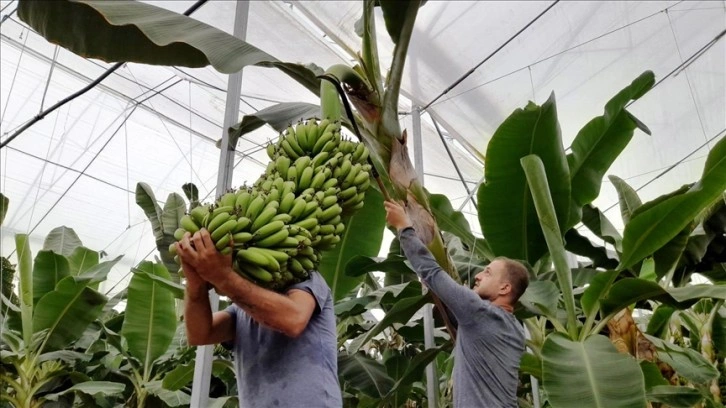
[
  {"x1": 228, "y1": 102, "x2": 322, "y2": 141},
  {"x1": 18, "y1": 0, "x2": 320, "y2": 95},
  {"x1": 567, "y1": 71, "x2": 654, "y2": 206},
  {"x1": 32, "y1": 250, "x2": 70, "y2": 305},
  {"x1": 145, "y1": 380, "x2": 191, "y2": 407},
  {"x1": 600, "y1": 278, "x2": 726, "y2": 317},
  {"x1": 121, "y1": 261, "x2": 176, "y2": 375},
  {"x1": 581, "y1": 205, "x2": 622, "y2": 251},
  {"x1": 542, "y1": 333, "x2": 646, "y2": 408},
  {"x1": 349, "y1": 293, "x2": 430, "y2": 352},
  {"x1": 652, "y1": 222, "x2": 694, "y2": 280},
  {"x1": 15, "y1": 234, "x2": 34, "y2": 345},
  {"x1": 478, "y1": 93, "x2": 571, "y2": 265},
  {"x1": 644, "y1": 334, "x2": 719, "y2": 384},
  {"x1": 564, "y1": 229, "x2": 619, "y2": 269},
  {"x1": 338, "y1": 351, "x2": 395, "y2": 398},
  {"x1": 646, "y1": 386, "x2": 704, "y2": 408},
  {"x1": 520, "y1": 352, "x2": 543, "y2": 380},
  {"x1": 0, "y1": 192, "x2": 8, "y2": 225},
  {"x1": 67, "y1": 246, "x2": 99, "y2": 276},
  {"x1": 380, "y1": 343, "x2": 451, "y2": 406},
  {"x1": 42, "y1": 226, "x2": 83, "y2": 257},
  {"x1": 516, "y1": 280, "x2": 560, "y2": 321},
  {"x1": 521, "y1": 154, "x2": 577, "y2": 337},
  {"x1": 43, "y1": 381, "x2": 125, "y2": 402},
  {"x1": 319, "y1": 189, "x2": 386, "y2": 301},
  {"x1": 608, "y1": 175, "x2": 642, "y2": 224},
  {"x1": 620, "y1": 136, "x2": 726, "y2": 269},
  {"x1": 429, "y1": 193, "x2": 494, "y2": 260},
  {"x1": 32, "y1": 277, "x2": 108, "y2": 352}
]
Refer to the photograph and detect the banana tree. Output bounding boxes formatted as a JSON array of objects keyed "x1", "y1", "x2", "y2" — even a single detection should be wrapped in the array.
[{"x1": 1, "y1": 226, "x2": 124, "y2": 407}]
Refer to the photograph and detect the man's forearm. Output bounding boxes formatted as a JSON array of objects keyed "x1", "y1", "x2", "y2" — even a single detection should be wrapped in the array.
[
  {"x1": 214, "y1": 271, "x2": 309, "y2": 337},
  {"x1": 184, "y1": 284, "x2": 215, "y2": 345}
]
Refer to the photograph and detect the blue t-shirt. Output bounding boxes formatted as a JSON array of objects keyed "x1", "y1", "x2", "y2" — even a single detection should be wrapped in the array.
[{"x1": 224, "y1": 272, "x2": 341, "y2": 408}]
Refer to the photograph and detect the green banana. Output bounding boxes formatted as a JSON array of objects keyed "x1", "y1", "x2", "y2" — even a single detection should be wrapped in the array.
[
  {"x1": 232, "y1": 231, "x2": 253, "y2": 244},
  {"x1": 271, "y1": 213, "x2": 292, "y2": 223},
  {"x1": 256, "y1": 247, "x2": 290, "y2": 263},
  {"x1": 237, "y1": 247, "x2": 273, "y2": 268},
  {"x1": 180, "y1": 214, "x2": 200, "y2": 233},
  {"x1": 322, "y1": 178, "x2": 338, "y2": 189},
  {"x1": 190, "y1": 206, "x2": 209, "y2": 226},
  {"x1": 234, "y1": 217, "x2": 251, "y2": 232},
  {"x1": 207, "y1": 212, "x2": 231, "y2": 233},
  {"x1": 174, "y1": 228, "x2": 186, "y2": 241},
  {"x1": 313, "y1": 132, "x2": 334, "y2": 155},
  {"x1": 293, "y1": 217, "x2": 318, "y2": 230},
  {"x1": 235, "y1": 190, "x2": 252, "y2": 212},
  {"x1": 251, "y1": 207, "x2": 278, "y2": 232},
  {"x1": 285, "y1": 131, "x2": 305, "y2": 156},
  {"x1": 319, "y1": 204, "x2": 342, "y2": 223},
  {"x1": 238, "y1": 261, "x2": 274, "y2": 282},
  {"x1": 311, "y1": 151, "x2": 330, "y2": 168},
  {"x1": 353, "y1": 170, "x2": 369, "y2": 186},
  {"x1": 288, "y1": 198, "x2": 307, "y2": 220},
  {"x1": 286, "y1": 166, "x2": 297, "y2": 184},
  {"x1": 266, "y1": 143, "x2": 277, "y2": 160},
  {"x1": 297, "y1": 166, "x2": 314, "y2": 191},
  {"x1": 255, "y1": 228, "x2": 290, "y2": 247},
  {"x1": 211, "y1": 219, "x2": 237, "y2": 242},
  {"x1": 245, "y1": 196, "x2": 265, "y2": 219},
  {"x1": 280, "y1": 139, "x2": 300, "y2": 159},
  {"x1": 220, "y1": 192, "x2": 237, "y2": 208},
  {"x1": 253, "y1": 220, "x2": 286, "y2": 241},
  {"x1": 215, "y1": 233, "x2": 232, "y2": 250},
  {"x1": 309, "y1": 171, "x2": 327, "y2": 189},
  {"x1": 276, "y1": 156, "x2": 291, "y2": 177},
  {"x1": 279, "y1": 192, "x2": 296, "y2": 213}
]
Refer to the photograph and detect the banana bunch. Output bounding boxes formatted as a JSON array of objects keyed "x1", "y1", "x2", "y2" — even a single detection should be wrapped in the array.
[{"x1": 172, "y1": 118, "x2": 373, "y2": 292}]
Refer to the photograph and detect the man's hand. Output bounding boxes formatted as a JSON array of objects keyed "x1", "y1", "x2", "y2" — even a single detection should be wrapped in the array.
[
  {"x1": 384, "y1": 200, "x2": 413, "y2": 231},
  {"x1": 176, "y1": 229, "x2": 234, "y2": 289}
]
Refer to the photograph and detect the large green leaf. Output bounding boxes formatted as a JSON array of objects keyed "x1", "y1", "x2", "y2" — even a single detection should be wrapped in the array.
[
  {"x1": 32, "y1": 250, "x2": 70, "y2": 305},
  {"x1": 517, "y1": 280, "x2": 560, "y2": 321},
  {"x1": 580, "y1": 271, "x2": 618, "y2": 318},
  {"x1": 542, "y1": 333, "x2": 646, "y2": 408},
  {"x1": 620, "y1": 136, "x2": 726, "y2": 269},
  {"x1": 18, "y1": 0, "x2": 320, "y2": 95},
  {"x1": 381, "y1": 343, "x2": 451, "y2": 405},
  {"x1": 581, "y1": 205, "x2": 622, "y2": 251},
  {"x1": 15, "y1": 234, "x2": 34, "y2": 345},
  {"x1": 319, "y1": 189, "x2": 386, "y2": 301},
  {"x1": 121, "y1": 261, "x2": 176, "y2": 374},
  {"x1": 43, "y1": 226, "x2": 83, "y2": 257},
  {"x1": 645, "y1": 304, "x2": 675, "y2": 337},
  {"x1": 33, "y1": 276, "x2": 109, "y2": 352},
  {"x1": 567, "y1": 71, "x2": 654, "y2": 206},
  {"x1": 609, "y1": 175, "x2": 642, "y2": 224},
  {"x1": 429, "y1": 193, "x2": 494, "y2": 260},
  {"x1": 229, "y1": 102, "x2": 322, "y2": 141},
  {"x1": 131, "y1": 266, "x2": 185, "y2": 299},
  {"x1": 600, "y1": 278, "x2": 726, "y2": 316},
  {"x1": 520, "y1": 352, "x2": 543, "y2": 380},
  {"x1": 349, "y1": 294, "x2": 429, "y2": 352},
  {"x1": 652, "y1": 222, "x2": 694, "y2": 279},
  {"x1": 713, "y1": 308, "x2": 725, "y2": 358},
  {"x1": 521, "y1": 155, "x2": 577, "y2": 337},
  {"x1": 564, "y1": 229, "x2": 619, "y2": 269},
  {"x1": 67, "y1": 246, "x2": 99, "y2": 276},
  {"x1": 145, "y1": 380, "x2": 191, "y2": 407},
  {"x1": 479, "y1": 93, "x2": 571, "y2": 265},
  {"x1": 646, "y1": 385, "x2": 704, "y2": 408},
  {"x1": 0, "y1": 192, "x2": 8, "y2": 226},
  {"x1": 378, "y1": 0, "x2": 425, "y2": 45},
  {"x1": 43, "y1": 381, "x2": 125, "y2": 401},
  {"x1": 644, "y1": 334, "x2": 719, "y2": 384},
  {"x1": 338, "y1": 352, "x2": 395, "y2": 398},
  {"x1": 135, "y1": 182, "x2": 164, "y2": 244},
  {"x1": 344, "y1": 254, "x2": 413, "y2": 278}
]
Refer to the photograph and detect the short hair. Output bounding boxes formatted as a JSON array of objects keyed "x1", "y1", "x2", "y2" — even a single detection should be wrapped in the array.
[{"x1": 493, "y1": 256, "x2": 529, "y2": 303}]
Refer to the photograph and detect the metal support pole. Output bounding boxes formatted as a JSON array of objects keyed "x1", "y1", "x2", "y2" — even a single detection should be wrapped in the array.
[
  {"x1": 412, "y1": 106, "x2": 439, "y2": 408},
  {"x1": 190, "y1": 2, "x2": 249, "y2": 406}
]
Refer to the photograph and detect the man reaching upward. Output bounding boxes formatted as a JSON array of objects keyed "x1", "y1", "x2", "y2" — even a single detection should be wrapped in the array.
[{"x1": 384, "y1": 200, "x2": 529, "y2": 408}]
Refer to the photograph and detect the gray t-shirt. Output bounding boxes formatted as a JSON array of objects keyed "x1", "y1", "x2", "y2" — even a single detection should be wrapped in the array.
[
  {"x1": 224, "y1": 272, "x2": 342, "y2": 408},
  {"x1": 399, "y1": 228, "x2": 525, "y2": 408}
]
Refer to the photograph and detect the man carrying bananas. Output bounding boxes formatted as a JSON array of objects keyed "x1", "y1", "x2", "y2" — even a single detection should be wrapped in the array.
[
  {"x1": 176, "y1": 229, "x2": 341, "y2": 408},
  {"x1": 384, "y1": 200, "x2": 529, "y2": 408}
]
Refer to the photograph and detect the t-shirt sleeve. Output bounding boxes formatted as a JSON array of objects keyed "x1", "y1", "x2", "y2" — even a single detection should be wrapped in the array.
[
  {"x1": 398, "y1": 227, "x2": 482, "y2": 325},
  {"x1": 287, "y1": 272, "x2": 329, "y2": 314}
]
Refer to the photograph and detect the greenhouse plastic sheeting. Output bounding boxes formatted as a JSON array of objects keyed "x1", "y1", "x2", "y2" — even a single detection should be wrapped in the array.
[{"x1": 1, "y1": 0, "x2": 724, "y2": 294}]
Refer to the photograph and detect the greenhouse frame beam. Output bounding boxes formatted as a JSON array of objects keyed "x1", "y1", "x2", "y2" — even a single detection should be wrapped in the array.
[
  {"x1": 412, "y1": 106, "x2": 439, "y2": 408},
  {"x1": 190, "y1": 1, "x2": 250, "y2": 406},
  {"x1": 430, "y1": 114, "x2": 477, "y2": 208}
]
